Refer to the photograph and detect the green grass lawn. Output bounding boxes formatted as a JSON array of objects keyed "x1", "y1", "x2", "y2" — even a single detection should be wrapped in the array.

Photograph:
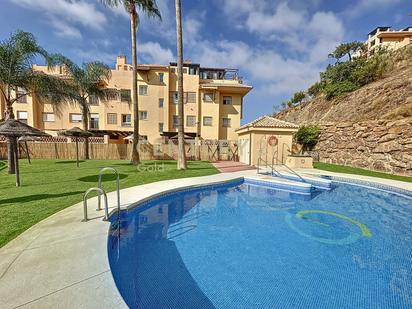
[
  {"x1": 0, "y1": 159, "x2": 218, "y2": 248},
  {"x1": 314, "y1": 162, "x2": 412, "y2": 183}
]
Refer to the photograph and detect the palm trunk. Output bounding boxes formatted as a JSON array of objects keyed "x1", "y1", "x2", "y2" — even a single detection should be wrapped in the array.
[
  {"x1": 130, "y1": 8, "x2": 140, "y2": 165},
  {"x1": 175, "y1": 0, "x2": 187, "y2": 170},
  {"x1": 82, "y1": 105, "x2": 90, "y2": 160},
  {"x1": 4, "y1": 85, "x2": 16, "y2": 174}
]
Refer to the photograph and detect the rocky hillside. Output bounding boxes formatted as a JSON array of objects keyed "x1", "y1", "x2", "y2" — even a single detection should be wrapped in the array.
[{"x1": 275, "y1": 46, "x2": 412, "y2": 124}]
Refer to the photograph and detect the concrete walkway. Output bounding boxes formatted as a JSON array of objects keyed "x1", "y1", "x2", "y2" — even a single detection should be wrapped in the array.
[{"x1": 0, "y1": 169, "x2": 411, "y2": 308}]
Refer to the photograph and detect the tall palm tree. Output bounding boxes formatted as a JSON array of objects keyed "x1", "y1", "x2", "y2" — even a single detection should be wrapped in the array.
[
  {"x1": 52, "y1": 56, "x2": 111, "y2": 159},
  {"x1": 101, "y1": 0, "x2": 161, "y2": 165},
  {"x1": 0, "y1": 30, "x2": 71, "y2": 174},
  {"x1": 175, "y1": 0, "x2": 187, "y2": 169}
]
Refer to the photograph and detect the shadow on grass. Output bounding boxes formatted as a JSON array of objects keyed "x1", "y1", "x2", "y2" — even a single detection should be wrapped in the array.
[
  {"x1": 0, "y1": 161, "x2": 6, "y2": 172},
  {"x1": 0, "y1": 190, "x2": 84, "y2": 206},
  {"x1": 55, "y1": 160, "x2": 86, "y2": 164},
  {"x1": 78, "y1": 173, "x2": 129, "y2": 183}
]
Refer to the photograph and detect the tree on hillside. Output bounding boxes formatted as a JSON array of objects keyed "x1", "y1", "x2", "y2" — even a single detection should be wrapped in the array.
[
  {"x1": 175, "y1": 0, "x2": 187, "y2": 170},
  {"x1": 0, "y1": 31, "x2": 71, "y2": 174},
  {"x1": 290, "y1": 91, "x2": 306, "y2": 105},
  {"x1": 52, "y1": 56, "x2": 111, "y2": 159},
  {"x1": 328, "y1": 41, "x2": 365, "y2": 63},
  {"x1": 101, "y1": 0, "x2": 161, "y2": 165},
  {"x1": 295, "y1": 124, "x2": 321, "y2": 154}
]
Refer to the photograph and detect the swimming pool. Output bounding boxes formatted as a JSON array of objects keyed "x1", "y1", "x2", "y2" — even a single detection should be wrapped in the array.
[{"x1": 108, "y1": 179, "x2": 412, "y2": 309}]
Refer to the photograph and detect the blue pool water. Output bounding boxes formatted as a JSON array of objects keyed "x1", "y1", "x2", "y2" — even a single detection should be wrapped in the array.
[{"x1": 108, "y1": 180, "x2": 412, "y2": 309}]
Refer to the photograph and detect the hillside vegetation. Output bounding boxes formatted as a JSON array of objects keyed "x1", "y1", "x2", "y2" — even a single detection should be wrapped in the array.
[{"x1": 276, "y1": 45, "x2": 412, "y2": 124}]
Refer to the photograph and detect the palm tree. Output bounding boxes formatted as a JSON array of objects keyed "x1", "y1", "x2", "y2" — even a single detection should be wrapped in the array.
[
  {"x1": 0, "y1": 31, "x2": 71, "y2": 174},
  {"x1": 175, "y1": 0, "x2": 187, "y2": 170},
  {"x1": 101, "y1": 0, "x2": 161, "y2": 165},
  {"x1": 52, "y1": 56, "x2": 111, "y2": 159}
]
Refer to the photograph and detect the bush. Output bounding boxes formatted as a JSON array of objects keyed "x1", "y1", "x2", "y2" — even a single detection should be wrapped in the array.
[
  {"x1": 304, "y1": 42, "x2": 391, "y2": 100},
  {"x1": 295, "y1": 125, "x2": 321, "y2": 153},
  {"x1": 307, "y1": 82, "x2": 323, "y2": 97},
  {"x1": 323, "y1": 80, "x2": 359, "y2": 100}
]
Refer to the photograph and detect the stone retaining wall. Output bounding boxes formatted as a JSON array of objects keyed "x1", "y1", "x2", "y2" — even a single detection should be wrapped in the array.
[{"x1": 315, "y1": 119, "x2": 412, "y2": 175}]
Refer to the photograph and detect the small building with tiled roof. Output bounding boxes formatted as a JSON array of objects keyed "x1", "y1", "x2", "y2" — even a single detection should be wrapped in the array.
[{"x1": 235, "y1": 115, "x2": 299, "y2": 166}]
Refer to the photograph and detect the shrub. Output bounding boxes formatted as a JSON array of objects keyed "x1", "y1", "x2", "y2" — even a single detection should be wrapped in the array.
[
  {"x1": 307, "y1": 82, "x2": 323, "y2": 97},
  {"x1": 295, "y1": 124, "x2": 321, "y2": 153}
]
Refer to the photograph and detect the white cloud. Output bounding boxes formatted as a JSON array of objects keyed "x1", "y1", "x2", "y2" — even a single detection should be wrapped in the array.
[
  {"x1": 139, "y1": 42, "x2": 174, "y2": 64},
  {"x1": 184, "y1": 1, "x2": 344, "y2": 97},
  {"x1": 49, "y1": 18, "x2": 82, "y2": 39},
  {"x1": 245, "y1": 3, "x2": 305, "y2": 34},
  {"x1": 345, "y1": 0, "x2": 401, "y2": 18},
  {"x1": 8, "y1": 0, "x2": 107, "y2": 38}
]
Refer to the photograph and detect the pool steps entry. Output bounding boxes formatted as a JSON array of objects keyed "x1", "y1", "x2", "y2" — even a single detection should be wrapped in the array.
[
  {"x1": 82, "y1": 167, "x2": 121, "y2": 222},
  {"x1": 256, "y1": 142, "x2": 332, "y2": 191}
]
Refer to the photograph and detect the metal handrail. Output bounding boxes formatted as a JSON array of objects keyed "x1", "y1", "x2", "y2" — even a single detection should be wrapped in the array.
[
  {"x1": 83, "y1": 187, "x2": 108, "y2": 222},
  {"x1": 272, "y1": 156, "x2": 306, "y2": 183},
  {"x1": 98, "y1": 167, "x2": 120, "y2": 212}
]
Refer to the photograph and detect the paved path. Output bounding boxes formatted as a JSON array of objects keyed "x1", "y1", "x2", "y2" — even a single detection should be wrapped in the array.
[{"x1": 212, "y1": 161, "x2": 256, "y2": 173}]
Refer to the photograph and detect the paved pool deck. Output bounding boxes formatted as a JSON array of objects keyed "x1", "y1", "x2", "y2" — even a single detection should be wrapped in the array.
[{"x1": 0, "y1": 168, "x2": 411, "y2": 308}]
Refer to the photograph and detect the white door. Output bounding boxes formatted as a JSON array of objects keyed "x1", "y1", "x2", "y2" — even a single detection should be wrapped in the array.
[{"x1": 238, "y1": 139, "x2": 250, "y2": 165}]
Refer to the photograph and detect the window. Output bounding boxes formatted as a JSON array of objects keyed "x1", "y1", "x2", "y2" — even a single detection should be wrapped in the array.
[
  {"x1": 185, "y1": 92, "x2": 196, "y2": 103},
  {"x1": 106, "y1": 89, "x2": 119, "y2": 101},
  {"x1": 120, "y1": 89, "x2": 131, "y2": 102},
  {"x1": 223, "y1": 96, "x2": 232, "y2": 105},
  {"x1": 159, "y1": 72, "x2": 164, "y2": 83},
  {"x1": 203, "y1": 93, "x2": 214, "y2": 102},
  {"x1": 89, "y1": 113, "x2": 99, "y2": 129},
  {"x1": 139, "y1": 85, "x2": 148, "y2": 95},
  {"x1": 88, "y1": 95, "x2": 99, "y2": 105},
  {"x1": 139, "y1": 111, "x2": 148, "y2": 120},
  {"x1": 17, "y1": 111, "x2": 28, "y2": 123},
  {"x1": 16, "y1": 88, "x2": 27, "y2": 103},
  {"x1": 203, "y1": 116, "x2": 212, "y2": 126},
  {"x1": 159, "y1": 98, "x2": 164, "y2": 108},
  {"x1": 70, "y1": 113, "x2": 82, "y2": 123},
  {"x1": 172, "y1": 115, "x2": 179, "y2": 128},
  {"x1": 189, "y1": 67, "x2": 196, "y2": 75},
  {"x1": 122, "y1": 114, "x2": 131, "y2": 127},
  {"x1": 42, "y1": 112, "x2": 55, "y2": 122},
  {"x1": 159, "y1": 122, "x2": 164, "y2": 132},
  {"x1": 182, "y1": 68, "x2": 187, "y2": 74},
  {"x1": 186, "y1": 115, "x2": 196, "y2": 127},
  {"x1": 222, "y1": 118, "x2": 231, "y2": 127},
  {"x1": 107, "y1": 113, "x2": 117, "y2": 125},
  {"x1": 170, "y1": 68, "x2": 176, "y2": 73},
  {"x1": 171, "y1": 91, "x2": 178, "y2": 104}
]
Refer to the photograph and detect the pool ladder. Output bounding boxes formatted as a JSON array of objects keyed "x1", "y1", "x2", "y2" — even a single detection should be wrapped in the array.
[{"x1": 82, "y1": 167, "x2": 121, "y2": 222}]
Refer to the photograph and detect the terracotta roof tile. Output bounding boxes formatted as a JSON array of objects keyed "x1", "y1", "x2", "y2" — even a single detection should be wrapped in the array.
[{"x1": 236, "y1": 115, "x2": 298, "y2": 131}]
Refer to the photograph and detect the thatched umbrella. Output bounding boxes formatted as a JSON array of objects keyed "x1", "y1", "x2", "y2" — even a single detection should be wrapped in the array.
[
  {"x1": 0, "y1": 119, "x2": 50, "y2": 186},
  {"x1": 59, "y1": 127, "x2": 93, "y2": 167}
]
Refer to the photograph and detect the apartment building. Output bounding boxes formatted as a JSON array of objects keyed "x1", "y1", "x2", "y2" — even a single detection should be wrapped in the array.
[
  {"x1": 0, "y1": 55, "x2": 252, "y2": 143},
  {"x1": 363, "y1": 26, "x2": 412, "y2": 55}
]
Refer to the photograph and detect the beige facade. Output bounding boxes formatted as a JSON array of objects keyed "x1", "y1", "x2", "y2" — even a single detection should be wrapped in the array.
[
  {"x1": 236, "y1": 116, "x2": 298, "y2": 166},
  {"x1": 362, "y1": 26, "x2": 412, "y2": 56},
  {"x1": 0, "y1": 56, "x2": 252, "y2": 144}
]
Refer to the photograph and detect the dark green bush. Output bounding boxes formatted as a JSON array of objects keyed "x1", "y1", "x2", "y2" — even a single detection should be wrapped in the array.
[{"x1": 295, "y1": 125, "x2": 321, "y2": 153}]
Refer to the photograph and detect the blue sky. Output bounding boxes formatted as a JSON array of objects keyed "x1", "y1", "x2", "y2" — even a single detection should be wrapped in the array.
[{"x1": 0, "y1": 0, "x2": 411, "y2": 123}]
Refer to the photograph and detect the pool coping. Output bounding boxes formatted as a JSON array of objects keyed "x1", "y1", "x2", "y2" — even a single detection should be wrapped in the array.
[{"x1": 1, "y1": 169, "x2": 411, "y2": 308}]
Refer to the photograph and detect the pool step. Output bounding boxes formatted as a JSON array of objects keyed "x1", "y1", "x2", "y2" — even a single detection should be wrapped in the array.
[
  {"x1": 245, "y1": 176, "x2": 313, "y2": 195},
  {"x1": 273, "y1": 171, "x2": 332, "y2": 190}
]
